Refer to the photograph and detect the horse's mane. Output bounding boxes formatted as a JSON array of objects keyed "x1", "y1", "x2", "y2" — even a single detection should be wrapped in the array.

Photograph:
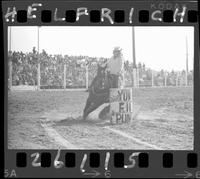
[{"x1": 89, "y1": 66, "x2": 110, "y2": 96}]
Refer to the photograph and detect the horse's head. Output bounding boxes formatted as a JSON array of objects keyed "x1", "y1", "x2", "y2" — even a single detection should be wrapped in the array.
[
  {"x1": 97, "y1": 64, "x2": 107, "y2": 77},
  {"x1": 92, "y1": 64, "x2": 110, "y2": 91}
]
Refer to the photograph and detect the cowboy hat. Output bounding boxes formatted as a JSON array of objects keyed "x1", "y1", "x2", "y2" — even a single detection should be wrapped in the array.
[{"x1": 113, "y1": 47, "x2": 122, "y2": 52}]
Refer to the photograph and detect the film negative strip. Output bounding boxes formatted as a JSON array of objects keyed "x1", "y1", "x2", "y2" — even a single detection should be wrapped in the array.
[{"x1": 3, "y1": 0, "x2": 199, "y2": 178}]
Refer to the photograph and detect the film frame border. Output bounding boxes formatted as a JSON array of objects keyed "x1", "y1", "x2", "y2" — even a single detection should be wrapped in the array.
[{"x1": 2, "y1": 0, "x2": 199, "y2": 178}]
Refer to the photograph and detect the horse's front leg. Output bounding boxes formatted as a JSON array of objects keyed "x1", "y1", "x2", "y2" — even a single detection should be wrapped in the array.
[
  {"x1": 83, "y1": 102, "x2": 98, "y2": 119},
  {"x1": 83, "y1": 97, "x2": 92, "y2": 119},
  {"x1": 83, "y1": 98, "x2": 103, "y2": 119}
]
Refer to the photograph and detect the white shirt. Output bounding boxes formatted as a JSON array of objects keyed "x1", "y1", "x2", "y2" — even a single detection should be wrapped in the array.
[{"x1": 107, "y1": 55, "x2": 124, "y2": 75}]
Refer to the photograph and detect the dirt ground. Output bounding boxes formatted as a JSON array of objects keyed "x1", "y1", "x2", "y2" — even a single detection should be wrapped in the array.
[{"x1": 7, "y1": 87, "x2": 193, "y2": 150}]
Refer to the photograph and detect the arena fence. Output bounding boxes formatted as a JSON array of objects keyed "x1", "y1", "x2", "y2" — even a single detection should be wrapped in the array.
[{"x1": 8, "y1": 51, "x2": 193, "y2": 91}]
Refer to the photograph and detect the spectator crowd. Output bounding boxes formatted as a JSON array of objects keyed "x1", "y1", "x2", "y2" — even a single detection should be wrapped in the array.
[{"x1": 8, "y1": 48, "x2": 193, "y2": 89}]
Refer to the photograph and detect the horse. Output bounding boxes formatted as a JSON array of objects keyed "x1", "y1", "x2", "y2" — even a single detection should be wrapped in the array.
[{"x1": 83, "y1": 64, "x2": 111, "y2": 119}]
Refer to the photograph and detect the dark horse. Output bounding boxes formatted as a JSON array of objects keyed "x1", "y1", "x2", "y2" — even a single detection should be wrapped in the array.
[{"x1": 83, "y1": 64, "x2": 111, "y2": 119}]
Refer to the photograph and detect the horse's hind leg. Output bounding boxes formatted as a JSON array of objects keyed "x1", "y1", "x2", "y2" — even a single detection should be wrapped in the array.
[{"x1": 99, "y1": 105, "x2": 110, "y2": 120}]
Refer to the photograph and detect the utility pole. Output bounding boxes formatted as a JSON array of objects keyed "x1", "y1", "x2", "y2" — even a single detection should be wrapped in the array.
[
  {"x1": 185, "y1": 36, "x2": 188, "y2": 86},
  {"x1": 8, "y1": 26, "x2": 12, "y2": 90},
  {"x1": 132, "y1": 27, "x2": 138, "y2": 88},
  {"x1": 9, "y1": 26, "x2": 11, "y2": 52},
  {"x1": 37, "y1": 26, "x2": 41, "y2": 90}
]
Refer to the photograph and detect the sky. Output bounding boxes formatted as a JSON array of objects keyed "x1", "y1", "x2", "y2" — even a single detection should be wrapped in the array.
[{"x1": 8, "y1": 26, "x2": 194, "y2": 71}]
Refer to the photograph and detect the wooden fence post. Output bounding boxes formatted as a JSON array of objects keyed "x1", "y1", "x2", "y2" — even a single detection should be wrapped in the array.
[
  {"x1": 37, "y1": 62, "x2": 40, "y2": 90},
  {"x1": 133, "y1": 68, "x2": 137, "y2": 88},
  {"x1": 176, "y1": 72, "x2": 179, "y2": 87},
  {"x1": 63, "y1": 64, "x2": 66, "y2": 89},
  {"x1": 86, "y1": 64, "x2": 89, "y2": 90},
  {"x1": 137, "y1": 68, "x2": 139, "y2": 88},
  {"x1": 8, "y1": 58, "x2": 12, "y2": 90},
  {"x1": 164, "y1": 71, "x2": 167, "y2": 87},
  {"x1": 185, "y1": 71, "x2": 188, "y2": 86},
  {"x1": 151, "y1": 70, "x2": 154, "y2": 87}
]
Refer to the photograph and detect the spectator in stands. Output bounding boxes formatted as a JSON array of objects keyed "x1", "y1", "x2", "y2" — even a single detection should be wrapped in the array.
[{"x1": 9, "y1": 48, "x2": 194, "y2": 88}]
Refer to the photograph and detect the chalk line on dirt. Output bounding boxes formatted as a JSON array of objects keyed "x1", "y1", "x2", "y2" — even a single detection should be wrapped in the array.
[
  {"x1": 41, "y1": 122, "x2": 78, "y2": 149},
  {"x1": 103, "y1": 126, "x2": 163, "y2": 150}
]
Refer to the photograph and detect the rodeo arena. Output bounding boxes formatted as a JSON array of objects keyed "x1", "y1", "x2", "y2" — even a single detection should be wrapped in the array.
[{"x1": 8, "y1": 27, "x2": 193, "y2": 150}]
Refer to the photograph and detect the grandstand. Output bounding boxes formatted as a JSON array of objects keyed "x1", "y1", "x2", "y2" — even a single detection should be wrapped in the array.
[{"x1": 8, "y1": 49, "x2": 193, "y2": 91}]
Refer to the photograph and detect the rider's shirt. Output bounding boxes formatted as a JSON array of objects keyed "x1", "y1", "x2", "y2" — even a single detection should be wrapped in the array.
[{"x1": 107, "y1": 55, "x2": 124, "y2": 75}]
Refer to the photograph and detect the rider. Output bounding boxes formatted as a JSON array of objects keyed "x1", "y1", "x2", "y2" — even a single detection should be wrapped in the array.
[{"x1": 107, "y1": 47, "x2": 124, "y2": 88}]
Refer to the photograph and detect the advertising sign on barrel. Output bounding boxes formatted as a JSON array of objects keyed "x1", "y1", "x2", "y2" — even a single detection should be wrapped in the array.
[{"x1": 110, "y1": 88, "x2": 133, "y2": 124}]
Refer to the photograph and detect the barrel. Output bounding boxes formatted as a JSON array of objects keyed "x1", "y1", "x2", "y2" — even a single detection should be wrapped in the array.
[{"x1": 109, "y1": 88, "x2": 133, "y2": 124}]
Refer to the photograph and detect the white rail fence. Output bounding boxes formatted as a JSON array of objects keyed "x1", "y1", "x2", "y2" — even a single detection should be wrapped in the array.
[
  {"x1": 9, "y1": 61, "x2": 193, "y2": 91},
  {"x1": 8, "y1": 51, "x2": 193, "y2": 91}
]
